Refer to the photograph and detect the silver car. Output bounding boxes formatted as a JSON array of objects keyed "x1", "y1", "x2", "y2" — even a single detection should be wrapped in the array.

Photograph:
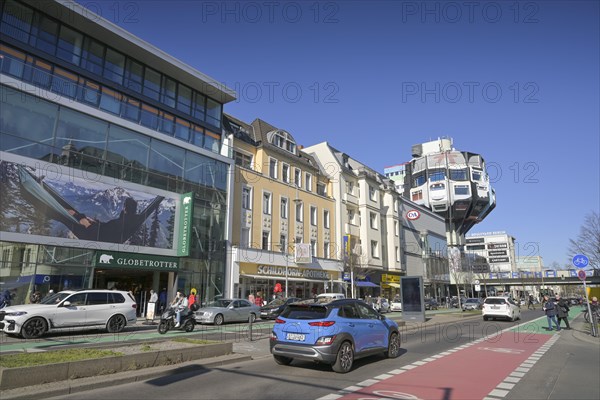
[{"x1": 195, "y1": 299, "x2": 261, "y2": 325}]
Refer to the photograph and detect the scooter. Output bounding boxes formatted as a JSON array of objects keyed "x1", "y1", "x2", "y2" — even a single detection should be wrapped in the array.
[{"x1": 157, "y1": 306, "x2": 196, "y2": 334}]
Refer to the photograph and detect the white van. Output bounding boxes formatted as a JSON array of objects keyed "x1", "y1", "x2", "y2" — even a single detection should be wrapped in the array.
[{"x1": 316, "y1": 293, "x2": 345, "y2": 302}]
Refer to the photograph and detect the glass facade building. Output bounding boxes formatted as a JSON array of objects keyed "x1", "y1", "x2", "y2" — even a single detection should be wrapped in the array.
[{"x1": 0, "y1": 0, "x2": 236, "y2": 309}]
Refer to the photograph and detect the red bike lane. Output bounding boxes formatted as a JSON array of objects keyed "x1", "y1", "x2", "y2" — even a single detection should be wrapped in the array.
[{"x1": 333, "y1": 330, "x2": 558, "y2": 400}]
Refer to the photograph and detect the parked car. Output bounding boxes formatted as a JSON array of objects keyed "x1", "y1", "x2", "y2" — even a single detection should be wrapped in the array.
[
  {"x1": 390, "y1": 298, "x2": 402, "y2": 312},
  {"x1": 462, "y1": 298, "x2": 483, "y2": 311},
  {"x1": 316, "y1": 293, "x2": 345, "y2": 302},
  {"x1": 482, "y1": 296, "x2": 521, "y2": 321},
  {"x1": 0, "y1": 289, "x2": 137, "y2": 339},
  {"x1": 424, "y1": 298, "x2": 439, "y2": 310},
  {"x1": 270, "y1": 298, "x2": 401, "y2": 373},
  {"x1": 260, "y1": 297, "x2": 302, "y2": 320},
  {"x1": 195, "y1": 298, "x2": 260, "y2": 325}
]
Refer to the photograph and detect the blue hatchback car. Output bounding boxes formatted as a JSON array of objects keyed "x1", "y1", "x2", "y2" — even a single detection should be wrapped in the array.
[{"x1": 269, "y1": 298, "x2": 401, "y2": 373}]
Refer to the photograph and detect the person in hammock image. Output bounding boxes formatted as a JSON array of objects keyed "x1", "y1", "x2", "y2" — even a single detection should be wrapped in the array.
[{"x1": 18, "y1": 166, "x2": 164, "y2": 244}]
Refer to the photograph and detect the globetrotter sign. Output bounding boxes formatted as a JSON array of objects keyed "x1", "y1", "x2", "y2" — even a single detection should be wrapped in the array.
[
  {"x1": 257, "y1": 265, "x2": 330, "y2": 280},
  {"x1": 94, "y1": 251, "x2": 179, "y2": 271},
  {"x1": 177, "y1": 192, "x2": 194, "y2": 257}
]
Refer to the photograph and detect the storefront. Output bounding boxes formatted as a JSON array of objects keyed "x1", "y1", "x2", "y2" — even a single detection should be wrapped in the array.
[{"x1": 381, "y1": 273, "x2": 401, "y2": 300}]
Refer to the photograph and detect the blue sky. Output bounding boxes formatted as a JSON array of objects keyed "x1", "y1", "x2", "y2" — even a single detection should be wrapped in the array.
[{"x1": 89, "y1": 0, "x2": 599, "y2": 268}]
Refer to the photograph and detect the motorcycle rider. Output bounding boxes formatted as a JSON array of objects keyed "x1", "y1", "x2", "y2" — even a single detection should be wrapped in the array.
[{"x1": 171, "y1": 291, "x2": 188, "y2": 328}]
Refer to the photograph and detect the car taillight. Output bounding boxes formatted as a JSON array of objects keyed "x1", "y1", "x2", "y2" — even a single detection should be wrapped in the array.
[
  {"x1": 308, "y1": 321, "x2": 335, "y2": 327},
  {"x1": 316, "y1": 335, "x2": 336, "y2": 345},
  {"x1": 270, "y1": 331, "x2": 277, "y2": 341},
  {"x1": 132, "y1": 304, "x2": 137, "y2": 309},
  {"x1": 275, "y1": 318, "x2": 286, "y2": 324}
]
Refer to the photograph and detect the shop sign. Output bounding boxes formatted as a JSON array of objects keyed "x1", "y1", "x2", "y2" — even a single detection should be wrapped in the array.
[
  {"x1": 177, "y1": 192, "x2": 194, "y2": 257},
  {"x1": 257, "y1": 265, "x2": 330, "y2": 280},
  {"x1": 94, "y1": 251, "x2": 179, "y2": 271},
  {"x1": 487, "y1": 243, "x2": 508, "y2": 249},
  {"x1": 406, "y1": 209, "x2": 421, "y2": 220},
  {"x1": 381, "y1": 274, "x2": 400, "y2": 283},
  {"x1": 488, "y1": 250, "x2": 507, "y2": 256},
  {"x1": 489, "y1": 257, "x2": 510, "y2": 263}
]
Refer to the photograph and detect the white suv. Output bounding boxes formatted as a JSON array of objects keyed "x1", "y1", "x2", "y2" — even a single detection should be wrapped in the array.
[
  {"x1": 0, "y1": 289, "x2": 137, "y2": 338},
  {"x1": 482, "y1": 296, "x2": 521, "y2": 322}
]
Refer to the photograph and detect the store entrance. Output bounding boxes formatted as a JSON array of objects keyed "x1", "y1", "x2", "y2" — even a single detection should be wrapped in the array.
[{"x1": 93, "y1": 269, "x2": 169, "y2": 316}]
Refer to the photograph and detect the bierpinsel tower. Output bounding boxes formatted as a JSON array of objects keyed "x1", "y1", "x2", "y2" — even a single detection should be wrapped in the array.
[{"x1": 403, "y1": 137, "x2": 496, "y2": 301}]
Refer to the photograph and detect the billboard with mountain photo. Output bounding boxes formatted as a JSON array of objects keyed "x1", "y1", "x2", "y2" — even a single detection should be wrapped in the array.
[{"x1": 0, "y1": 153, "x2": 180, "y2": 255}]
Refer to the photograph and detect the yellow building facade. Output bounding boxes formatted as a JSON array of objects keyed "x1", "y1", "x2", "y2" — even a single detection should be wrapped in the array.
[{"x1": 226, "y1": 116, "x2": 344, "y2": 301}]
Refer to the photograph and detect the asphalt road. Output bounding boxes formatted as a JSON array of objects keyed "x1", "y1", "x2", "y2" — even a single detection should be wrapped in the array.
[{"x1": 41, "y1": 309, "x2": 600, "y2": 400}]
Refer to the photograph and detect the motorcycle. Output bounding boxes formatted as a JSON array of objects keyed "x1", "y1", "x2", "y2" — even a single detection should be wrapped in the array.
[{"x1": 157, "y1": 306, "x2": 196, "y2": 334}]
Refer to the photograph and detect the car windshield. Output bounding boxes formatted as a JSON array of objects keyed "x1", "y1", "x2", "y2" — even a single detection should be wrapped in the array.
[
  {"x1": 485, "y1": 298, "x2": 506, "y2": 305},
  {"x1": 266, "y1": 298, "x2": 286, "y2": 307},
  {"x1": 466, "y1": 299, "x2": 478, "y2": 303},
  {"x1": 281, "y1": 304, "x2": 330, "y2": 319},
  {"x1": 40, "y1": 292, "x2": 72, "y2": 304},
  {"x1": 211, "y1": 300, "x2": 232, "y2": 308}
]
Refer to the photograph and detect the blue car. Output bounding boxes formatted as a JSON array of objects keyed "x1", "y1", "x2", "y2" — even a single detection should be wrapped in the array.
[{"x1": 269, "y1": 298, "x2": 401, "y2": 373}]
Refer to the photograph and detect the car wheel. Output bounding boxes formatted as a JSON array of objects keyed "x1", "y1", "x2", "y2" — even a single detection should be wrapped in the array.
[
  {"x1": 249, "y1": 313, "x2": 256, "y2": 323},
  {"x1": 483, "y1": 316, "x2": 489, "y2": 321},
  {"x1": 184, "y1": 319, "x2": 195, "y2": 332},
  {"x1": 21, "y1": 317, "x2": 47, "y2": 339},
  {"x1": 332, "y1": 341, "x2": 354, "y2": 373},
  {"x1": 273, "y1": 355, "x2": 293, "y2": 365},
  {"x1": 385, "y1": 332, "x2": 401, "y2": 358},
  {"x1": 214, "y1": 314, "x2": 224, "y2": 326},
  {"x1": 158, "y1": 321, "x2": 169, "y2": 334},
  {"x1": 107, "y1": 315, "x2": 126, "y2": 333}
]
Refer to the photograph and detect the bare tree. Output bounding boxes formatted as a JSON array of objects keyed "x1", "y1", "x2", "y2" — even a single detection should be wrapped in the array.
[{"x1": 567, "y1": 210, "x2": 600, "y2": 270}]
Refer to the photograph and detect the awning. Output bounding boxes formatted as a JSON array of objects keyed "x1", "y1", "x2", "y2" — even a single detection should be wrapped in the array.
[
  {"x1": 355, "y1": 281, "x2": 379, "y2": 287},
  {"x1": 383, "y1": 282, "x2": 400, "y2": 288}
]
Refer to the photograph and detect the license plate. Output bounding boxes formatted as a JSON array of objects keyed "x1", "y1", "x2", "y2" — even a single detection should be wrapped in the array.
[
  {"x1": 286, "y1": 333, "x2": 305, "y2": 341},
  {"x1": 492, "y1": 306, "x2": 499, "y2": 309}
]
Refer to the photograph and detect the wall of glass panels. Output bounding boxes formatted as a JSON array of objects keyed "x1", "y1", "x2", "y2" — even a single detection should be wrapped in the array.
[
  {"x1": 0, "y1": 43, "x2": 222, "y2": 154},
  {"x1": 0, "y1": 0, "x2": 223, "y2": 131}
]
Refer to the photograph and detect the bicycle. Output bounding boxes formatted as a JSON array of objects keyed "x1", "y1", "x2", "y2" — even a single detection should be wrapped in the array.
[{"x1": 583, "y1": 306, "x2": 600, "y2": 323}]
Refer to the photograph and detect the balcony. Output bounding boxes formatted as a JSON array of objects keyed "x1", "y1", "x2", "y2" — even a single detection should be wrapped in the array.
[{"x1": 343, "y1": 192, "x2": 359, "y2": 205}]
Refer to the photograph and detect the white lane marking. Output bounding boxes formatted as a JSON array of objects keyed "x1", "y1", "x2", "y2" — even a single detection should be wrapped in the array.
[
  {"x1": 315, "y1": 395, "x2": 342, "y2": 400},
  {"x1": 357, "y1": 379, "x2": 379, "y2": 387},
  {"x1": 497, "y1": 382, "x2": 515, "y2": 390},
  {"x1": 341, "y1": 386, "x2": 361, "y2": 393},
  {"x1": 489, "y1": 389, "x2": 510, "y2": 397},
  {"x1": 504, "y1": 377, "x2": 521, "y2": 383},
  {"x1": 374, "y1": 374, "x2": 393, "y2": 380}
]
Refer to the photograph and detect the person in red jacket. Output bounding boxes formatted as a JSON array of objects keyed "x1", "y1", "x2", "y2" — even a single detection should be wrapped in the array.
[{"x1": 188, "y1": 288, "x2": 197, "y2": 310}]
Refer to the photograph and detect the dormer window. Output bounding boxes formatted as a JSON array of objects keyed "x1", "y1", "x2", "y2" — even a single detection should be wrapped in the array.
[{"x1": 267, "y1": 130, "x2": 297, "y2": 154}]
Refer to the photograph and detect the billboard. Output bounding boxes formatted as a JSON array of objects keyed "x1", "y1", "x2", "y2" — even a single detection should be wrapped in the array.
[
  {"x1": 294, "y1": 243, "x2": 312, "y2": 264},
  {"x1": 0, "y1": 153, "x2": 185, "y2": 256}
]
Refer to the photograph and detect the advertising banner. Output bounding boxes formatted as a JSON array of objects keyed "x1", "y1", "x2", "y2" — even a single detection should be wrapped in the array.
[
  {"x1": 177, "y1": 192, "x2": 193, "y2": 257},
  {"x1": 0, "y1": 153, "x2": 185, "y2": 256},
  {"x1": 295, "y1": 243, "x2": 312, "y2": 264},
  {"x1": 93, "y1": 250, "x2": 179, "y2": 271}
]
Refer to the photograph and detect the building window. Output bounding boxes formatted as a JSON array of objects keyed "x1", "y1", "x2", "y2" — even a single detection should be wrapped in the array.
[
  {"x1": 371, "y1": 240, "x2": 379, "y2": 258},
  {"x1": 262, "y1": 231, "x2": 270, "y2": 250},
  {"x1": 347, "y1": 181, "x2": 354, "y2": 194},
  {"x1": 369, "y1": 185, "x2": 377, "y2": 201},
  {"x1": 455, "y1": 185, "x2": 469, "y2": 195},
  {"x1": 394, "y1": 199, "x2": 399, "y2": 213},
  {"x1": 472, "y1": 169, "x2": 483, "y2": 181},
  {"x1": 323, "y1": 210, "x2": 330, "y2": 229},
  {"x1": 324, "y1": 242, "x2": 330, "y2": 258},
  {"x1": 240, "y1": 228, "x2": 250, "y2": 248},
  {"x1": 305, "y1": 173, "x2": 312, "y2": 192},
  {"x1": 348, "y1": 209, "x2": 355, "y2": 225},
  {"x1": 280, "y1": 235, "x2": 287, "y2": 252},
  {"x1": 263, "y1": 192, "x2": 272, "y2": 215},
  {"x1": 412, "y1": 190, "x2": 423, "y2": 201},
  {"x1": 234, "y1": 151, "x2": 252, "y2": 169},
  {"x1": 294, "y1": 168, "x2": 302, "y2": 188},
  {"x1": 269, "y1": 158, "x2": 278, "y2": 179},
  {"x1": 394, "y1": 221, "x2": 399, "y2": 236},
  {"x1": 270, "y1": 130, "x2": 296, "y2": 154},
  {"x1": 281, "y1": 197, "x2": 288, "y2": 219},
  {"x1": 295, "y1": 201, "x2": 303, "y2": 222},
  {"x1": 429, "y1": 169, "x2": 446, "y2": 182},
  {"x1": 396, "y1": 246, "x2": 400, "y2": 262},
  {"x1": 370, "y1": 212, "x2": 378, "y2": 230},
  {"x1": 281, "y1": 163, "x2": 290, "y2": 184},
  {"x1": 310, "y1": 206, "x2": 317, "y2": 226},
  {"x1": 317, "y1": 182, "x2": 326, "y2": 196},
  {"x1": 242, "y1": 187, "x2": 251, "y2": 210},
  {"x1": 450, "y1": 169, "x2": 468, "y2": 181},
  {"x1": 310, "y1": 240, "x2": 317, "y2": 258},
  {"x1": 295, "y1": 236, "x2": 302, "y2": 244}
]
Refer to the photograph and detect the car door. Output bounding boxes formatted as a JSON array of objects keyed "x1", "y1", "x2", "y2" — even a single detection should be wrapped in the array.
[
  {"x1": 54, "y1": 293, "x2": 88, "y2": 327},
  {"x1": 356, "y1": 302, "x2": 386, "y2": 349},
  {"x1": 85, "y1": 292, "x2": 110, "y2": 326},
  {"x1": 337, "y1": 304, "x2": 363, "y2": 352},
  {"x1": 233, "y1": 300, "x2": 252, "y2": 321}
]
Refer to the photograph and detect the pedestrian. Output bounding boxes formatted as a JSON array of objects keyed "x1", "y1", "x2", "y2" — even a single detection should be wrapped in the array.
[
  {"x1": 254, "y1": 291, "x2": 263, "y2": 307},
  {"x1": 542, "y1": 295, "x2": 560, "y2": 331},
  {"x1": 171, "y1": 290, "x2": 188, "y2": 328},
  {"x1": 0, "y1": 289, "x2": 11, "y2": 309},
  {"x1": 555, "y1": 294, "x2": 571, "y2": 330},
  {"x1": 188, "y1": 288, "x2": 197, "y2": 310},
  {"x1": 158, "y1": 288, "x2": 167, "y2": 313},
  {"x1": 528, "y1": 294, "x2": 535, "y2": 310},
  {"x1": 248, "y1": 292, "x2": 255, "y2": 304}
]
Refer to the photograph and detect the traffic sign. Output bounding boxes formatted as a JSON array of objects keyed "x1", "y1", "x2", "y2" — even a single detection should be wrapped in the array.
[
  {"x1": 474, "y1": 280, "x2": 480, "y2": 285},
  {"x1": 572, "y1": 254, "x2": 589, "y2": 269},
  {"x1": 577, "y1": 270, "x2": 587, "y2": 281}
]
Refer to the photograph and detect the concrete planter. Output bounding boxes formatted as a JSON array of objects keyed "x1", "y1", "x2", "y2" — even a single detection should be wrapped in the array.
[{"x1": 0, "y1": 342, "x2": 232, "y2": 390}]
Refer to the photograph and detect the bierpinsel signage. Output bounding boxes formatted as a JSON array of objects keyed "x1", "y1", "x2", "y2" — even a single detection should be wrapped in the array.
[
  {"x1": 256, "y1": 265, "x2": 330, "y2": 280},
  {"x1": 94, "y1": 251, "x2": 179, "y2": 271}
]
